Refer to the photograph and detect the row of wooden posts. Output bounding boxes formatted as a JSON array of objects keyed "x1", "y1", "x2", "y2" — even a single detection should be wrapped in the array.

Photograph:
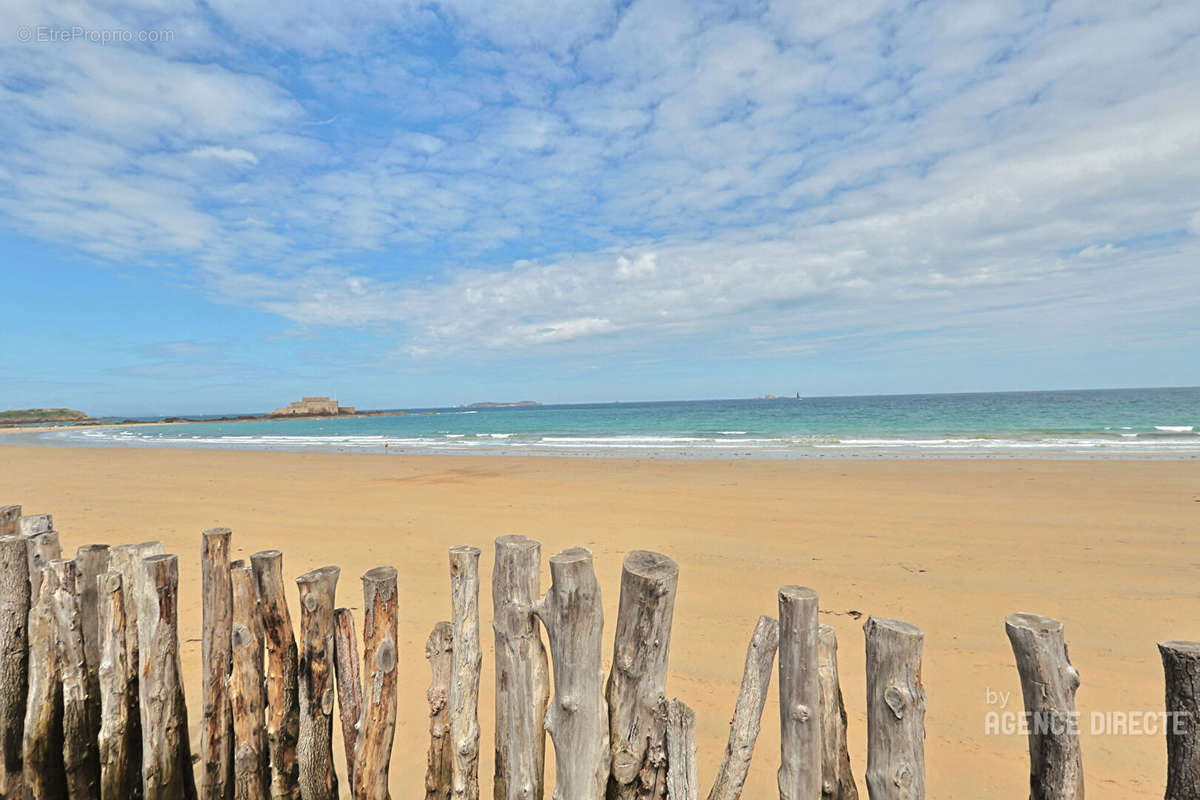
[{"x1": 1, "y1": 502, "x2": 1198, "y2": 800}]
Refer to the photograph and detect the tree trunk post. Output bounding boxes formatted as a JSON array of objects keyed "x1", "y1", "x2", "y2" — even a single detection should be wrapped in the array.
[
  {"x1": 50, "y1": 558, "x2": 100, "y2": 800},
  {"x1": 706, "y1": 615, "x2": 779, "y2": 800},
  {"x1": 1159, "y1": 640, "x2": 1200, "y2": 800},
  {"x1": 1005, "y1": 613, "x2": 1081, "y2": 800},
  {"x1": 98, "y1": 571, "x2": 136, "y2": 800},
  {"x1": 22, "y1": 552, "x2": 65, "y2": 800},
  {"x1": 18, "y1": 513, "x2": 53, "y2": 537},
  {"x1": 353, "y1": 566, "x2": 399, "y2": 800},
  {"x1": 295, "y1": 565, "x2": 340, "y2": 800},
  {"x1": 333, "y1": 608, "x2": 363, "y2": 788},
  {"x1": 0, "y1": 505, "x2": 19, "y2": 537},
  {"x1": 492, "y1": 535, "x2": 549, "y2": 800},
  {"x1": 449, "y1": 545, "x2": 482, "y2": 800},
  {"x1": 251, "y1": 550, "x2": 301, "y2": 800},
  {"x1": 425, "y1": 622, "x2": 454, "y2": 800},
  {"x1": 138, "y1": 553, "x2": 198, "y2": 800},
  {"x1": 864, "y1": 617, "x2": 926, "y2": 800},
  {"x1": 231, "y1": 562, "x2": 268, "y2": 800},
  {"x1": 778, "y1": 586, "x2": 821, "y2": 800},
  {"x1": 532, "y1": 547, "x2": 610, "y2": 800},
  {"x1": 818, "y1": 625, "x2": 858, "y2": 800},
  {"x1": 25, "y1": 530, "x2": 62, "y2": 607},
  {"x1": 607, "y1": 550, "x2": 679, "y2": 800},
  {"x1": 76, "y1": 543, "x2": 111, "y2": 729},
  {"x1": 0, "y1": 535, "x2": 30, "y2": 798},
  {"x1": 666, "y1": 700, "x2": 698, "y2": 800},
  {"x1": 201, "y1": 528, "x2": 235, "y2": 800}
]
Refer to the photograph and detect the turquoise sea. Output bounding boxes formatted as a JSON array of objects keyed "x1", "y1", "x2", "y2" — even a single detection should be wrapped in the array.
[{"x1": 17, "y1": 386, "x2": 1200, "y2": 458}]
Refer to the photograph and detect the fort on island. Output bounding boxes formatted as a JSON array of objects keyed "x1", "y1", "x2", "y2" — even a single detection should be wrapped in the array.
[{"x1": 268, "y1": 396, "x2": 355, "y2": 417}]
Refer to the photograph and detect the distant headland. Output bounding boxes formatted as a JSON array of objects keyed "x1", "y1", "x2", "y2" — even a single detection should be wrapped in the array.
[
  {"x1": 1, "y1": 397, "x2": 408, "y2": 429},
  {"x1": 0, "y1": 408, "x2": 94, "y2": 424}
]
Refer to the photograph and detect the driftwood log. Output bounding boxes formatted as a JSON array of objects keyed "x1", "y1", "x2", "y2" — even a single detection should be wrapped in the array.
[
  {"x1": 0, "y1": 505, "x2": 19, "y2": 536},
  {"x1": 23, "y1": 554, "x2": 65, "y2": 800},
  {"x1": 818, "y1": 625, "x2": 858, "y2": 800},
  {"x1": 353, "y1": 566, "x2": 399, "y2": 800},
  {"x1": 98, "y1": 571, "x2": 136, "y2": 800},
  {"x1": 449, "y1": 545, "x2": 482, "y2": 800},
  {"x1": 1159, "y1": 640, "x2": 1200, "y2": 799},
  {"x1": 201, "y1": 529, "x2": 235, "y2": 800},
  {"x1": 138, "y1": 553, "x2": 198, "y2": 800},
  {"x1": 1005, "y1": 613, "x2": 1082, "y2": 800},
  {"x1": 75, "y1": 543, "x2": 110, "y2": 717},
  {"x1": 0, "y1": 535, "x2": 30, "y2": 797},
  {"x1": 51, "y1": 559, "x2": 100, "y2": 800},
  {"x1": 533, "y1": 547, "x2": 610, "y2": 800},
  {"x1": 778, "y1": 586, "x2": 821, "y2": 800},
  {"x1": 425, "y1": 621, "x2": 454, "y2": 800},
  {"x1": 333, "y1": 608, "x2": 363, "y2": 787},
  {"x1": 18, "y1": 513, "x2": 53, "y2": 537},
  {"x1": 25, "y1": 530, "x2": 61, "y2": 605},
  {"x1": 666, "y1": 700, "x2": 698, "y2": 800},
  {"x1": 864, "y1": 617, "x2": 926, "y2": 800},
  {"x1": 491, "y1": 535, "x2": 549, "y2": 800},
  {"x1": 607, "y1": 550, "x2": 679, "y2": 800},
  {"x1": 296, "y1": 565, "x2": 340, "y2": 800},
  {"x1": 251, "y1": 550, "x2": 300, "y2": 800},
  {"x1": 231, "y1": 562, "x2": 267, "y2": 800},
  {"x1": 706, "y1": 615, "x2": 779, "y2": 800}
]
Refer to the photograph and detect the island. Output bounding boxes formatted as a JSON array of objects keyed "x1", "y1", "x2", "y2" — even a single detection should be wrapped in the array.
[{"x1": 0, "y1": 408, "x2": 94, "y2": 424}]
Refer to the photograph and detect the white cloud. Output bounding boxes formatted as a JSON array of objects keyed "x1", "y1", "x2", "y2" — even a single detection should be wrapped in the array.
[{"x1": 188, "y1": 146, "x2": 259, "y2": 166}]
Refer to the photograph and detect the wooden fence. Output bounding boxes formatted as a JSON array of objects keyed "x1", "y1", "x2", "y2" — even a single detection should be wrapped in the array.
[{"x1": 0, "y1": 501, "x2": 1197, "y2": 800}]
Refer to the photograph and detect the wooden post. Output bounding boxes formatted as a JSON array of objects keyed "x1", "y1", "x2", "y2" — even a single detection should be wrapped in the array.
[
  {"x1": 818, "y1": 625, "x2": 858, "y2": 800},
  {"x1": 22, "y1": 550, "x2": 65, "y2": 800},
  {"x1": 110, "y1": 539, "x2": 164, "y2": 800},
  {"x1": 333, "y1": 608, "x2": 363, "y2": 787},
  {"x1": 864, "y1": 617, "x2": 926, "y2": 800},
  {"x1": 778, "y1": 586, "x2": 820, "y2": 800},
  {"x1": 19, "y1": 513, "x2": 52, "y2": 537},
  {"x1": 295, "y1": 565, "x2": 340, "y2": 800},
  {"x1": 607, "y1": 550, "x2": 679, "y2": 800},
  {"x1": 425, "y1": 622, "x2": 454, "y2": 800},
  {"x1": 449, "y1": 545, "x2": 481, "y2": 800},
  {"x1": 706, "y1": 615, "x2": 779, "y2": 800},
  {"x1": 251, "y1": 550, "x2": 300, "y2": 800},
  {"x1": 98, "y1": 571, "x2": 136, "y2": 800},
  {"x1": 532, "y1": 547, "x2": 610, "y2": 800},
  {"x1": 0, "y1": 535, "x2": 30, "y2": 798},
  {"x1": 76, "y1": 543, "x2": 111, "y2": 725},
  {"x1": 0, "y1": 505, "x2": 19, "y2": 536},
  {"x1": 231, "y1": 562, "x2": 267, "y2": 800},
  {"x1": 353, "y1": 566, "x2": 399, "y2": 800},
  {"x1": 50, "y1": 559, "x2": 101, "y2": 800},
  {"x1": 666, "y1": 700, "x2": 698, "y2": 800},
  {"x1": 138, "y1": 553, "x2": 198, "y2": 800},
  {"x1": 1159, "y1": 641, "x2": 1200, "y2": 800},
  {"x1": 492, "y1": 535, "x2": 549, "y2": 800},
  {"x1": 202, "y1": 528, "x2": 235, "y2": 800},
  {"x1": 26, "y1": 530, "x2": 61, "y2": 604},
  {"x1": 1005, "y1": 613, "x2": 1081, "y2": 800}
]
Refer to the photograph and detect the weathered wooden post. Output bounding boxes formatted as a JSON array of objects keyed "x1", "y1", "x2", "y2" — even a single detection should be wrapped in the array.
[
  {"x1": 492, "y1": 535, "x2": 549, "y2": 800},
  {"x1": 295, "y1": 565, "x2": 340, "y2": 800},
  {"x1": 138, "y1": 553, "x2": 198, "y2": 800},
  {"x1": 231, "y1": 562, "x2": 268, "y2": 800},
  {"x1": 1005, "y1": 613, "x2": 1082, "y2": 800},
  {"x1": 666, "y1": 700, "x2": 698, "y2": 800},
  {"x1": 864, "y1": 617, "x2": 926, "y2": 800},
  {"x1": 202, "y1": 528, "x2": 235, "y2": 800},
  {"x1": 333, "y1": 608, "x2": 363, "y2": 786},
  {"x1": 706, "y1": 615, "x2": 779, "y2": 800},
  {"x1": 26, "y1": 530, "x2": 61, "y2": 603},
  {"x1": 19, "y1": 513, "x2": 52, "y2": 537},
  {"x1": 0, "y1": 505, "x2": 19, "y2": 536},
  {"x1": 353, "y1": 566, "x2": 399, "y2": 800},
  {"x1": 0, "y1": 535, "x2": 30, "y2": 798},
  {"x1": 22, "y1": 552, "x2": 65, "y2": 800},
  {"x1": 251, "y1": 550, "x2": 300, "y2": 800},
  {"x1": 818, "y1": 625, "x2": 858, "y2": 800},
  {"x1": 532, "y1": 547, "x2": 610, "y2": 800},
  {"x1": 98, "y1": 571, "x2": 136, "y2": 800},
  {"x1": 50, "y1": 558, "x2": 100, "y2": 800},
  {"x1": 76, "y1": 543, "x2": 110, "y2": 722},
  {"x1": 449, "y1": 545, "x2": 481, "y2": 800},
  {"x1": 778, "y1": 586, "x2": 821, "y2": 800},
  {"x1": 608, "y1": 550, "x2": 679, "y2": 800},
  {"x1": 425, "y1": 622, "x2": 454, "y2": 800},
  {"x1": 1160, "y1": 640, "x2": 1200, "y2": 800}
]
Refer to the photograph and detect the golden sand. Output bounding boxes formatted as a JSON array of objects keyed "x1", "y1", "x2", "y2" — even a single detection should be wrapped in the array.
[{"x1": 2, "y1": 444, "x2": 1198, "y2": 798}]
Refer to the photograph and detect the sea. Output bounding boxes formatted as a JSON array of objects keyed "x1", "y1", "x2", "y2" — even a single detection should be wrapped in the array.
[{"x1": 18, "y1": 387, "x2": 1200, "y2": 459}]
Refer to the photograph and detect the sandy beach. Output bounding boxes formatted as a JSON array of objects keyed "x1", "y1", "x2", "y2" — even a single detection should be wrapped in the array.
[{"x1": 2, "y1": 443, "x2": 1198, "y2": 798}]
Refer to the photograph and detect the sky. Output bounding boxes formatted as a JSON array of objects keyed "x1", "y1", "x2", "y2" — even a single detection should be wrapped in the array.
[{"x1": 1, "y1": 0, "x2": 1198, "y2": 416}]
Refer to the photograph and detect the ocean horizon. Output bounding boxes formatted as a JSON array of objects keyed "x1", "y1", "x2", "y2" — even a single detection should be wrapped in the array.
[{"x1": 9, "y1": 386, "x2": 1198, "y2": 459}]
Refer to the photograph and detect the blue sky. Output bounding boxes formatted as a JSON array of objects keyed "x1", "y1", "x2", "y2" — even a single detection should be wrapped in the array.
[{"x1": 1, "y1": 0, "x2": 1198, "y2": 416}]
